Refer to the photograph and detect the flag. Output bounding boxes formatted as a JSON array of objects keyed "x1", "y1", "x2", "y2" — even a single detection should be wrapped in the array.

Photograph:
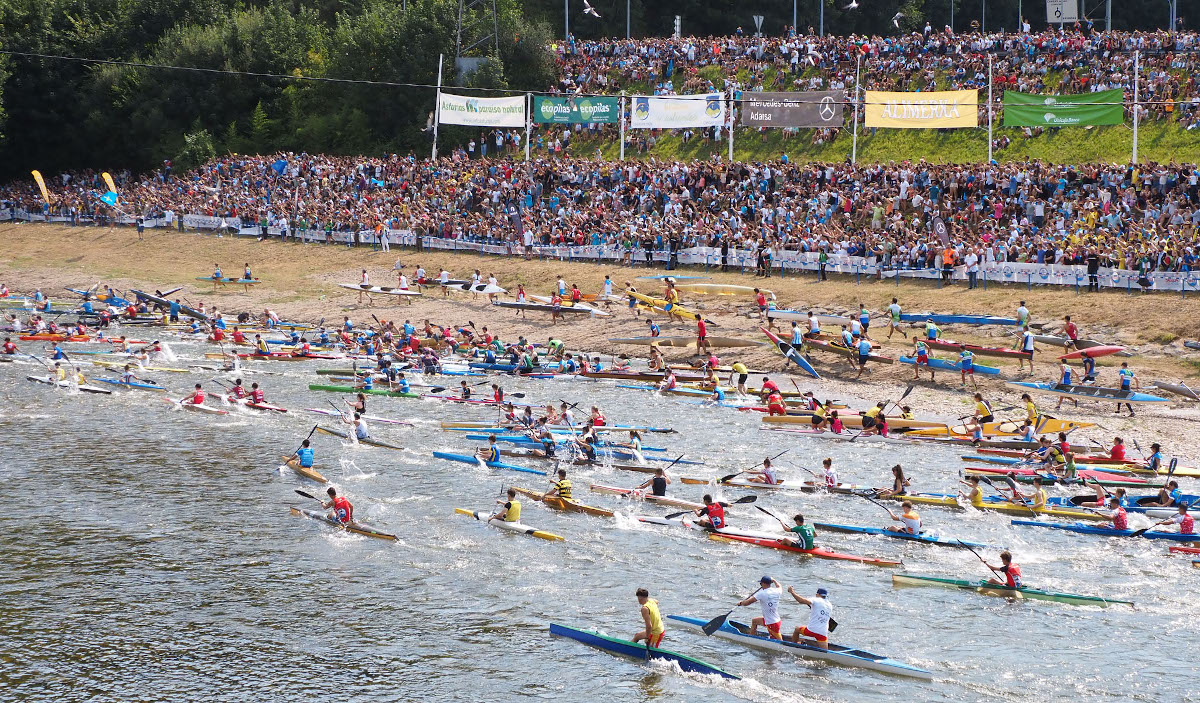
[
  {"x1": 102, "y1": 171, "x2": 118, "y2": 194},
  {"x1": 271, "y1": 160, "x2": 287, "y2": 175},
  {"x1": 31, "y1": 170, "x2": 51, "y2": 204},
  {"x1": 509, "y1": 204, "x2": 524, "y2": 238},
  {"x1": 100, "y1": 191, "x2": 119, "y2": 207}
]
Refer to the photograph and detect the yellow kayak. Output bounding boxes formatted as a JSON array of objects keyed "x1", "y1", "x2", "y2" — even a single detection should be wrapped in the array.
[
  {"x1": 904, "y1": 418, "x2": 1093, "y2": 437},
  {"x1": 894, "y1": 494, "x2": 1109, "y2": 521},
  {"x1": 626, "y1": 290, "x2": 709, "y2": 323}
]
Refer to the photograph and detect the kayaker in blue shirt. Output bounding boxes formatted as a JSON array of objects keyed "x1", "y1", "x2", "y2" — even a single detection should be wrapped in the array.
[
  {"x1": 1116, "y1": 362, "x2": 1137, "y2": 416},
  {"x1": 476, "y1": 435, "x2": 502, "y2": 463},
  {"x1": 791, "y1": 322, "x2": 804, "y2": 347},
  {"x1": 1145, "y1": 443, "x2": 1163, "y2": 475},
  {"x1": 647, "y1": 319, "x2": 660, "y2": 337},
  {"x1": 1055, "y1": 360, "x2": 1077, "y2": 410},
  {"x1": 189, "y1": 320, "x2": 202, "y2": 334},
  {"x1": 79, "y1": 300, "x2": 94, "y2": 314},
  {"x1": 169, "y1": 299, "x2": 181, "y2": 322},
  {"x1": 925, "y1": 319, "x2": 940, "y2": 340},
  {"x1": 212, "y1": 264, "x2": 223, "y2": 280},
  {"x1": 854, "y1": 337, "x2": 873, "y2": 379},
  {"x1": 840, "y1": 326, "x2": 854, "y2": 347},
  {"x1": 960, "y1": 349, "x2": 977, "y2": 389},
  {"x1": 290, "y1": 439, "x2": 315, "y2": 468},
  {"x1": 48, "y1": 343, "x2": 66, "y2": 360},
  {"x1": 394, "y1": 372, "x2": 410, "y2": 394},
  {"x1": 708, "y1": 385, "x2": 726, "y2": 404},
  {"x1": 343, "y1": 316, "x2": 354, "y2": 333},
  {"x1": 1079, "y1": 351, "x2": 1096, "y2": 383}
]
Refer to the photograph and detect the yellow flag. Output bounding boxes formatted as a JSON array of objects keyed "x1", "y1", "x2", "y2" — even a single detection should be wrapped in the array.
[
  {"x1": 31, "y1": 170, "x2": 51, "y2": 204},
  {"x1": 102, "y1": 171, "x2": 118, "y2": 194},
  {"x1": 864, "y1": 90, "x2": 978, "y2": 129}
]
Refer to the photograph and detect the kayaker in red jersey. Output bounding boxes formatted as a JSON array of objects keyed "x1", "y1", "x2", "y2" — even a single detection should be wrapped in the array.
[
  {"x1": 1108, "y1": 437, "x2": 1127, "y2": 461},
  {"x1": 695, "y1": 317, "x2": 709, "y2": 354},
  {"x1": 765, "y1": 390, "x2": 788, "y2": 416},
  {"x1": 2, "y1": 337, "x2": 17, "y2": 354},
  {"x1": 1108, "y1": 496, "x2": 1129, "y2": 530},
  {"x1": 1152, "y1": 503, "x2": 1195, "y2": 535},
  {"x1": 759, "y1": 376, "x2": 780, "y2": 399},
  {"x1": 179, "y1": 383, "x2": 205, "y2": 406},
  {"x1": 209, "y1": 326, "x2": 224, "y2": 343},
  {"x1": 694, "y1": 494, "x2": 726, "y2": 529},
  {"x1": 248, "y1": 382, "x2": 265, "y2": 404},
  {"x1": 589, "y1": 406, "x2": 606, "y2": 426},
  {"x1": 983, "y1": 550, "x2": 1023, "y2": 588},
  {"x1": 230, "y1": 326, "x2": 246, "y2": 344},
  {"x1": 322, "y1": 487, "x2": 354, "y2": 525},
  {"x1": 228, "y1": 378, "x2": 247, "y2": 399},
  {"x1": 656, "y1": 369, "x2": 677, "y2": 392}
]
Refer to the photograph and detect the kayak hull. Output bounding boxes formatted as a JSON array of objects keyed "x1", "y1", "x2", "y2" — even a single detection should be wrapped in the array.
[
  {"x1": 760, "y1": 327, "x2": 820, "y2": 379},
  {"x1": 891, "y1": 573, "x2": 1133, "y2": 607},
  {"x1": 548, "y1": 623, "x2": 738, "y2": 679},
  {"x1": 708, "y1": 533, "x2": 900, "y2": 566},
  {"x1": 289, "y1": 507, "x2": 396, "y2": 540}
]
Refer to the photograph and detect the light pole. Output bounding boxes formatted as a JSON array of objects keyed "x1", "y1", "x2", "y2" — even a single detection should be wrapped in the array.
[
  {"x1": 819, "y1": 0, "x2": 824, "y2": 36},
  {"x1": 627, "y1": 0, "x2": 630, "y2": 38},
  {"x1": 981, "y1": 0, "x2": 986, "y2": 33},
  {"x1": 564, "y1": 0, "x2": 569, "y2": 40}
]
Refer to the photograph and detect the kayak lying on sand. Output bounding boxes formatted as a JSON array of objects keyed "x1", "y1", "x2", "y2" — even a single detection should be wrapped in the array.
[
  {"x1": 761, "y1": 327, "x2": 820, "y2": 379},
  {"x1": 1006, "y1": 381, "x2": 1170, "y2": 404}
]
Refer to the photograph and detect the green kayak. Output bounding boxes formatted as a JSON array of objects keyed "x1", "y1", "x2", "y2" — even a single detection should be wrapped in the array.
[
  {"x1": 308, "y1": 384, "x2": 418, "y2": 398},
  {"x1": 314, "y1": 426, "x2": 405, "y2": 450},
  {"x1": 892, "y1": 573, "x2": 1133, "y2": 607}
]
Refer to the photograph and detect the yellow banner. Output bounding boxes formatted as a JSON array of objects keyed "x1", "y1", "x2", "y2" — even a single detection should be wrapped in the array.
[
  {"x1": 31, "y1": 170, "x2": 51, "y2": 204},
  {"x1": 102, "y1": 171, "x2": 118, "y2": 194},
  {"x1": 864, "y1": 90, "x2": 978, "y2": 129}
]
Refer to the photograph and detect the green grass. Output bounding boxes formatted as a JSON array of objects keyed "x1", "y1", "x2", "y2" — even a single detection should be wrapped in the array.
[{"x1": 565, "y1": 120, "x2": 1192, "y2": 165}]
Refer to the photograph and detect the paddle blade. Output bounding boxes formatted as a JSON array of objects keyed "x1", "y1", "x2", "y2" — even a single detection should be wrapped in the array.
[
  {"x1": 734, "y1": 495, "x2": 758, "y2": 504},
  {"x1": 294, "y1": 489, "x2": 320, "y2": 502},
  {"x1": 701, "y1": 610, "x2": 732, "y2": 636},
  {"x1": 663, "y1": 510, "x2": 689, "y2": 520}
]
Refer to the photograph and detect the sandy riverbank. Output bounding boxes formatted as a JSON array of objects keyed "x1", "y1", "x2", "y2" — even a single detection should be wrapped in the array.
[{"x1": 4, "y1": 222, "x2": 1200, "y2": 461}]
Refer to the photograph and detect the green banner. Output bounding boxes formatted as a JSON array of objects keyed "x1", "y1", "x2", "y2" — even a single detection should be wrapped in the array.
[
  {"x1": 532, "y1": 96, "x2": 621, "y2": 124},
  {"x1": 1003, "y1": 89, "x2": 1124, "y2": 127}
]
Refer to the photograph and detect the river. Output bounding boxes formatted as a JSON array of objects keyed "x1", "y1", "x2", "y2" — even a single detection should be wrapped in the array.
[{"x1": 0, "y1": 346, "x2": 1193, "y2": 702}]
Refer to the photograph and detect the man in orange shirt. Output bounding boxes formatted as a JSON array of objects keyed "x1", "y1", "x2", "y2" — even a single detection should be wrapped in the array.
[{"x1": 941, "y1": 247, "x2": 955, "y2": 284}]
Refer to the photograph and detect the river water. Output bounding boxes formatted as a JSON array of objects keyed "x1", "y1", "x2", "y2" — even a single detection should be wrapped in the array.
[{"x1": 0, "y1": 346, "x2": 1194, "y2": 702}]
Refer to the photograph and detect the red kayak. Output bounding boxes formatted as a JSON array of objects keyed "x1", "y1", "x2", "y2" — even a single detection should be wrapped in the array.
[
  {"x1": 20, "y1": 334, "x2": 89, "y2": 342},
  {"x1": 964, "y1": 466, "x2": 1149, "y2": 484},
  {"x1": 236, "y1": 352, "x2": 340, "y2": 360},
  {"x1": 1169, "y1": 546, "x2": 1200, "y2": 555},
  {"x1": 1059, "y1": 345, "x2": 1124, "y2": 361},
  {"x1": 975, "y1": 448, "x2": 1142, "y2": 466},
  {"x1": 710, "y1": 532, "x2": 901, "y2": 566},
  {"x1": 230, "y1": 398, "x2": 288, "y2": 413},
  {"x1": 925, "y1": 338, "x2": 1031, "y2": 359}
]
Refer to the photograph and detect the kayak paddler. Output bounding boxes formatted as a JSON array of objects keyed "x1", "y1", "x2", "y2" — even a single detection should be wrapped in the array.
[
  {"x1": 912, "y1": 338, "x2": 934, "y2": 381},
  {"x1": 1146, "y1": 480, "x2": 1183, "y2": 508},
  {"x1": 636, "y1": 468, "x2": 670, "y2": 497},
  {"x1": 747, "y1": 456, "x2": 780, "y2": 485},
  {"x1": 694, "y1": 494, "x2": 726, "y2": 529},
  {"x1": 786, "y1": 585, "x2": 833, "y2": 650},
  {"x1": 491, "y1": 488, "x2": 521, "y2": 522},
  {"x1": 289, "y1": 439, "x2": 315, "y2": 469},
  {"x1": 322, "y1": 486, "x2": 354, "y2": 525},
  {"x1": 2, "y1": 337, "x2": 17, "y2": 355},
  {"x1": 248, "y1": 382, "x2": 266, "y2": 404},
  {"x1": 854, "y1": 336, "x2": 872, "y2": 379},
  {"x1": 884, "y1": 500, "x2": 921, "y2": 534},
  {"x1": 342, "y1": 411, "x2": 370, "y2": 441},
  {"x1": 228, "y1": 378, "x2": 248, "y2": 399},
  {"x1": 786, "y1": 514, "x2": 817, "y2": 548},
  {"x1": 253, "y1": 334, "x2": 271, "y2": 356},
  {"x1": 821, "y1": 457, "x2": 838, "y2": 488},
  {"x1": 1107, "y1": 496, "x2": 1129, "y2": 530},
  {"x1": 1151, "y1": 503, "x2": 1195, "y2": 536},
  {"x1": 765, "y1": 390, "x2": 787, "y2": 416},
  {"x1": 544, "y1": 469, "x2": 572, "y2": 501},
  {"x1": 179, "y1": 383, "x2": 205, "y2": 406},
  {"x1": 633, "y1": 588, "x2": 666, "y2": 647},
  {"x1": 476, "y1": 435, "x2": 502, "y2": 463},
  {"x1": 728, "y1": 361, "x2": 749, "y2": 394},
  {"x1": 876, "y1": 464, "x2": 909, "y2": 499},
  {"x1": 738, "y1": 576, "x2": 784, "y2": 640},
  {"x1": 983, "y1": 550, "x2": 1023, "y2": 588}
]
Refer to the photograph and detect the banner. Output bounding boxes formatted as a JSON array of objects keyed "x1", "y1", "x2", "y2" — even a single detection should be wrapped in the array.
[
  {"x1": 100, "y1": 191, "x2": 119, "y2": 207},
  {"x1": 533, "y1": 96, "x2": 620, "y2": 124},
  {"x1": 1002, "y1": 89, "x2": 1123, "y2": 127},
  {"x1": 436, "y1": 93, "x2": 526, "y2": 128},
  {"x1": 31, "y1": 170, "x2": 51, "y2": 204},
  {"x1": 102, "y1": 171, "x2": 118, "y2": 194},
  {"x1": 631, "y1": 94, "x2": 725, "y2": 129},
  {"x1": 1046, "y1": 0, "x2": 1079, "y2": 22},
  {"x1": 740, "y1": 91, "x2": 844, "y2": 128},
  {"x1": 864, "y1": 90, "x2": 977, "y2": 129}
]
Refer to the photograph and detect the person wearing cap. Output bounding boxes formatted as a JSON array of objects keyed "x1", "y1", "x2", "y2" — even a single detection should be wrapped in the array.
[
  {"x1": 737, "y1": 576, "x2": 783, "y2": 640},
  {"x1": 633, "y1": 588, "x2": 666, "y2": 647},
  {"x1": 786, "y1": 585, "x2": 834, "y2": 649}
]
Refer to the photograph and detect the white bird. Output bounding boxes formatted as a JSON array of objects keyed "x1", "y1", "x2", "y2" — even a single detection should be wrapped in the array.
[
  {"x1": 583, "y1": 0, "x2": 600, "y2": 18},
  {"x1": 843, "y1": 0, "x2": 858, "y2": 9},
  {"x1": 892, "y1": 12, "x2": 904, "y2": 28}
]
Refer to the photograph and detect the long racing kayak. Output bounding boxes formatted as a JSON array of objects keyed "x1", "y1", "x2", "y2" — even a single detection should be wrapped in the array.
[
  {"x1": 289, "y1": 507, "x2": 397, "y2": 541},
  {"x1": 548, "y1": 623, "x2": 739, "y2": 679},
  {"x1": 279, "y1": 455, "x2": 328, "y2": 483},
  {"x1": 891, "y1": 573, "x2": 1133, "y2": 607},
  {"x1": 667, "y1": 616, "x2": 931, "y2": 679},
  {"x1": 308, "y1": 384, "x2": 419, "y2": 398},
  {"x1": 761, "y1": 327, "x2": 820, "y2": 379},
  {"x1": 432, "y1": 451, "x2": 548, "y2": 475},
  {"x1": 509, "y1": 486, "x2": 614, "y2": 518},
  {"x1": 898, "y1": 355, "x2": 1000, "y2": 375},
  {"x1": 1011, "y1": 520, "x2": 1200, "y2": 542},
  {"x1": 1006, "y1": 381, "x2": 1169, "y2": 404},
  {"x1": 589, "y1": 484, "x2": 704, "y2": 510},
  {"x1": 314, "y1": 426, "x2": 404, "y2": 450},
  {"x1": 455, "y1": 508, "x2": 564, "y2": 541},
  {"x1": 813, "y1": 522, "x2": 994, "y2": 549},
  {"x1": 26, "y1": 376, "x2": 113, "y2": 394},
  {"x1": 94, "y1": 378, "x2": 167, "y2": 391},
  {"x1": 708, "y1": 533, "x2": 900, "y2": 566}
]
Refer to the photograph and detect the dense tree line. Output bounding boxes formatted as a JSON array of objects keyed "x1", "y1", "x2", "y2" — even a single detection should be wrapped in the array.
[{"x1": 0, "y1": 0, "x2": 1189, "y2": 176}]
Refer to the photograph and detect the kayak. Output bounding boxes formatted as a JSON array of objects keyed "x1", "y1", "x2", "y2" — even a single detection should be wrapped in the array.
[
  {"x1": 302, "y1": 408, "x2": 412, "y2": 426},
  {"x1": 765, "y1": 310, "x2": 852, "y2": 326},
  {"x1": 26, "y1": 376, "x2": 113, "y2": 394},
  {"x1": 676, "y1": 284, "x2": 773, "y2": 298},
  {"x1": 924, "y1": 338, "x2": 1031, "y2": 359},
  {"x1": 509, "y1": 486, "x2": 614, "y2": 518},
  {"x1": 289, "y1": 507, "x2": 397, "y2": 541},
  {"x1": 1151, "y1": 381, "x2": 1200, "y2": 401},
  {"x1": 432, "y1": 451, "x2": 548, "y2": 476},
  {"x1": 212, "y1": 352, "x2": 341, "y2": 361},
  {"x1": 899, "y1": 313, "x2": 1019, "y2": 326},
  {"x1": 314, "y1": 426, "x2": 404, "y2": 450},
  {"x1": 92, "y1": 360, "x2": 189, "y2": 373},
  {"x1": 588, "y1": 484, "x2": 704, "y2": 510},
  {"x1": 454, "y1": 508, "x2": 564, "y2": 541},
  {"x1": 1006, "y1": 381, "x2": 1170, "y2": 404},
  {"x1": 904, "y1": 417, "x2": 1093, "y2": 438},
  {"x1": 894, "y1": 493, "x2": 1110, "y2": 521},
  {"x1": 307, "y1": 384, "x2": 419, "y2": 398},
  {"x1": 812, "y1": 522, "x2": 994, "y2": 549},
  {"x1": 548, "y1": 623, "x2": 738, "y2": 680},
  {"x1": 234, "y1": 399, "x2": 289, "y2": 413},
  {"x1": 964, "y1": 454, "x2": 1200, "y2": 478},
  {"x1": 667, "y1": 616, "x2": 932, "y2": 680},
  {"x1": 197, "y1": 276, "x2": 260, "y2": 286},
  {"x1": 759, "y1": 413, "x2": 947, "y2": 431},
  {"x1": 898, "y1": 355, "x2": 1000, "y2": 375},
  {"x1": 19, "y1": 334, "x2": 90, "y2": 342},
  {"x1": 760, "y1": 327, "x2": 820, "y2": 379},
  {"x1": 131, "y1": 289, "x2": 208, "y2": 320},
  {"x1": 607, "y1": 336, "x2": 763, "y2": 348},
  {"x1": 805, "y1": 338, "x2": 896, "y2": 365},
  {"x1": 279, "y1": 455, "x2": 328, "y2": 484},
  {"x1": 526, "y1": 295, "x2": 609, "y2": 317},
  {"x1": 440, "y1": 422, "x2": 674, "y2": 434},
  {"x1": 492, "y1": 301, "x2": 594, "y2": 315},
  {"x1": 891, "y1": 573, "x2": 1134, "y2": 607},
  {"x1": 93, "y1": 378, "x2": 167, "y2": 392},
  {"x1": 337, "y1": 283, "x2": 422, "y2": 296},
  {"x1": 708, "y1": 533, "x2": 901, "y2": 567},
  {"x1": 625, "y1": 290, "x2": 712, "y2": 324},
  {"x1": 1059, "y1": 345, "x2": 1125, "y2": 360},
  {"x1": 1011, "y1": 520, "x2": 1200, "y2": 542},
  {"x1": 1169, "y1": 546, "x2": 1200, "y2": 555}
]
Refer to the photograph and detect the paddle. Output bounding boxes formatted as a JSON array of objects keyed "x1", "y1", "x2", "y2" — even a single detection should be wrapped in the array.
[
  {"x1": 853, "y1": 491, "x2": 898, "y2": 518},
  {"x1": 756, "y1": 504, "x2": 791, "y2": 530},
  {"x1": 883, "y1": 384, "x2": 915, "y2": 415},
  {"x1": 957, "y1": 539, "x2": 1003, "y2": 580},
  {"x1": 1135, "y1": 496, "x2": 1200, "y2": 537},
  {"x1": 972, "y1": 473, "x2": 1040, "y2": 518},
  {"x1": 716, "y1": 449, "x2": 792, "y2": 484},
  {"x1": 662, "y1": 496, "x2": 757, "y2": 520},
  {"x1": 294, "y1": 488, "x2": 323, "y2": 504},
  {"x1": 701, "y1": 586, "x2": 762, "y2": 636}
]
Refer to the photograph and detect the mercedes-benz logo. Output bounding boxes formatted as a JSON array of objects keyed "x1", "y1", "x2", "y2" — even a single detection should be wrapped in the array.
[{"x1": 819, "y1": 96, "x2": 836, "y2": 121}]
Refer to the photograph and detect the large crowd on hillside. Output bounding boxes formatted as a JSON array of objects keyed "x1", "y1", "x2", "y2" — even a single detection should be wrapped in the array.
[{"x1": 4, "y1": 28, "x2": 1200, "y2": 280}]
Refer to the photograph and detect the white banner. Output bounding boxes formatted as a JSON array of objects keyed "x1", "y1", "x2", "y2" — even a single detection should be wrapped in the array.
[
  {"x1": 437, "y1": 93, "x2": 527, "y2": 128},
  {"x1": 1046, "y1": 0, "x2": 1079, "y2": 23},
  {"x1": 631, "y1": 94, "x2": 726, "y2": 129}
]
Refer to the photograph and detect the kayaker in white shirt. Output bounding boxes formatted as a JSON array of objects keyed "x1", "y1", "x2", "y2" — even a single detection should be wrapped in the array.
[
  {"x1": 787, "y1": 585, "x2": 833, "y2": 650},
  {"x1": 738, "y1": 576, "x2": 784, "y2": 640}
]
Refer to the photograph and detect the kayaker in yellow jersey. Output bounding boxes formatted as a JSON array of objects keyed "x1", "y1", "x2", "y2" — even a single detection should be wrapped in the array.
[
  {"x1": 543, "y1": 469, "x2": 572, "y2": 501},
  {"x1": 884, "y1": 500, "x2": 921, "y2": 534},
  {"x1": 253, "y1": 333, "x2": 271, "y2": 356},
  {"x1": 491, "y1": 488, "x2": 521, "y2": 522},
  {"x1": 1020, "y1": 393, "x2": 1039, "y2": 426},
  {"x1": 728, "y1": 361, "x2": 749, "y2": 394},
  {"x1": 959, "y1": 475, "x2": 986, "y2": 506},
  {"x1": 859, "y1": 400, "x2": 886, "y2": 436},
  {"x1": 476, "y1": 435, "x2": 502, "y2": 463},
  {"x1": 1011, "y1": 476, "x2": 1049, "y2": 510},
  {"x1": 809, "y1": 401, "x2": 829, "y2": 430},
  {"x1": 633, "y1": 588, "x2": 666, "y2": 647},
  {"x1": 52, "y1": 362, "x2": 67, "y2": 381},
  {"x1": 973, "y1": 393, "x2": 995, "y2": 424},
  {"x1": 72, "y1": 367, "x2": 89, "y2": 385}
]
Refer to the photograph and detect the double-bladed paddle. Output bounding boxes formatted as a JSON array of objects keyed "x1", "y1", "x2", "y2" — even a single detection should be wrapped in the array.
[
  {"x1": 701, "y1": 586, "x2": 762, "y2": 636},
  {"x1": 716, "y1": 449, "x2": 791, "y2": 484},
  {"x1": 662, "y1": 495, "x2": 758, "y2": 520}
]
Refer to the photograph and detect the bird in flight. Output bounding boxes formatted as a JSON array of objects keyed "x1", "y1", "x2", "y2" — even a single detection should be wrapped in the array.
[
  {"x1": 583, "y1": 0, "x2": 601, "y2": 17},
  {"x1": 892, "y1": 11, "x2": 904, "y2": 28}
]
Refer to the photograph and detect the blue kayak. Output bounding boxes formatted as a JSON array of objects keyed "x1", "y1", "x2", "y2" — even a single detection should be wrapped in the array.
[
  {"x1": 615, "y1": 384, "x2": 713, "y2": 396},
  {"x1": 899, "y1": 313, "x2": 1019, "y2": 326},
  {"x1": 549, "y1": 623, "x2": 738, "y2": 679},
  {"x1": 813, "y1": 522, "x2": 994, "y2": 549},
  {"x1": 1011, "y1": 520, "x2": 1199, "y2": 542},
  {"x1": 432, "y1": 451, "x2": 547, "y2": 476},
  {"x1": 460, "y1": 434, "x2": 667, "y2": 452},
  {"x1": 761, "y1": 327, "x2": 820, "y2": 379},
  {"x1": 898, "y1": 356, "x2": 1000, "y2": 376},
  {"x1": 93, "y1": 378, "x2": 167, "y2": 391},
  {"x1": 1006, "y1": 381, "x2": 1170, "y2": 404}
]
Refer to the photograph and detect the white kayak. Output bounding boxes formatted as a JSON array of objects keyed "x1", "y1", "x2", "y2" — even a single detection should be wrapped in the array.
[
  {"x1": 454, "y1": 508, "x2": 564, "y2": 541},
  {"x1": 528, "y1": 294, "x2": 611, "y2": 317},
  {"x1": 338, "y1": 283, "x2": 422, "y2": 296},
  {"x1": 589, "y1": 484, "x2": 704, "y2": 510},
  {"x1": 452, "y1": 282, "x2": 507, "y2": 295},
  {"x1": 635, "y1": 515, "x2": 782, "y2": 541},
  {"x1": 26, "y1": 375, "x2": 113, "y2": 394},
  {"x1": 161, "y1": 397, "x2": 230, "y2": 415},
  {"x1": 766, "y1": 309, "x2": 853, "y2": 326}
]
